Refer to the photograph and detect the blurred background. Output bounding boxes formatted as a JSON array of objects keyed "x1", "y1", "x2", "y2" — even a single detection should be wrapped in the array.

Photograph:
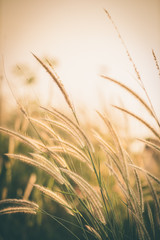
[
  {"x1": 1, "y1": 0, "x2": 160, "y2": 132},
  {"x1": 0, "y1": 0, "x2": 160, "y2": 239}
]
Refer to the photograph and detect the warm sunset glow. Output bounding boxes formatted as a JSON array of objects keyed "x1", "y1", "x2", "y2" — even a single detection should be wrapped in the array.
[
  {"x1": 1, "y1": 0, "x2": 160, "y2": 135},
  {"x1": 1, "y1": 2, "x2": 160, "y2": 239}
]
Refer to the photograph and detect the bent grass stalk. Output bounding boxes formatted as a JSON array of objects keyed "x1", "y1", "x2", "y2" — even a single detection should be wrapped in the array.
[
  {"x1": 32, "y1": 54, "x2": 79, "y2": 125},
  {"x1": 101, "y1": 75, "x2": 155, "y2": 119},
  {"x1": 1, "y1": 54, "x2": 160, "y2": 240},
  {"x1": 1, "y1": 21, "x2": 160, "y2": 239},
  {"x1": 104, "y1": 9, "x2": 160, "y2": 128},
  {"x1": 0, "y1": 199, "x2": 39, "y2": 215},
  {"x1": 112, "y1": 105, "x2": 160, "y2": 140}
]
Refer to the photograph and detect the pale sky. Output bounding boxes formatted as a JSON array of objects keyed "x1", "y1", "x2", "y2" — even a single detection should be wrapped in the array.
[{"x1": 1, "y1": 0, "x2": 160, "y2": 135}]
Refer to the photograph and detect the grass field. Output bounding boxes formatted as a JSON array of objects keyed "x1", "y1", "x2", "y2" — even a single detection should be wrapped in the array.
[{"x1": 0, "y1": 10, "x2": 160, "y2": 240}]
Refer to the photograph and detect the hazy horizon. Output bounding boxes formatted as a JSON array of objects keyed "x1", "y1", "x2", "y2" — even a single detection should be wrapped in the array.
[{"x1": 1, "y1": 0, "x2": 160, "y2": 137}]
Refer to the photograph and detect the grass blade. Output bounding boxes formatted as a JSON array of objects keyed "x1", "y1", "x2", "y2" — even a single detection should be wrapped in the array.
[
  {"x1": 112, "y1": 106, "x2": 160, "y2": 139},
  {"x1": 32, "y1": 54, "x2": 79, "y2": 124},
  {"x1": 101, "y1": 75, "x2": 155, "y2": 119}
]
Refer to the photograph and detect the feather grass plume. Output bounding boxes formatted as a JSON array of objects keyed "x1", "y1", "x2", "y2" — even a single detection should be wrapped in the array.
[
  {"x1": 60, "y1": 168, "x2": 106, "y2": 224},
  {"x1": 6, "y1": 153, "x2": 66, "y2": 185},
  {"x1": 32, "y1": 54, "x2": 79, "y2": 124},
  {"x1": 0, "y1": 199, "x2": 39, "y2": 215},
  {"x1": 34, "y1": 184, "x2": 74, "y2": 216}
]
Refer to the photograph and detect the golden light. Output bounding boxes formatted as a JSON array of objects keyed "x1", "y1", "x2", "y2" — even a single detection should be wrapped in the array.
[{"x1": 1, "y1": 0, "x2": 160, "y2": 136}]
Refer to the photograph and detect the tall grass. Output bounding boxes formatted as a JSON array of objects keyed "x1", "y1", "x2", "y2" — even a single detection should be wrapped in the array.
[{"x1": 0, "y1": 11, "x2": 160, "y2": 240}]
